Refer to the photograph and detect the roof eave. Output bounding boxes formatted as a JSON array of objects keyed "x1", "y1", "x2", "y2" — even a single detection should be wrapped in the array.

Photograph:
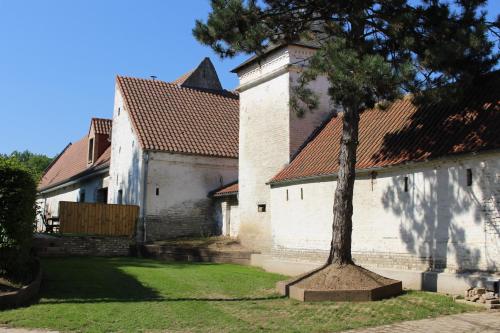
[
  {"x1": 268, "y1": 148, "x2": 500, "y2": 186},
  {"x1": 231, "y1": 42, "x2": 319, "y2": 74},
  {"x1": 38, "y1": 164, "x2": 109, "y2": 194}
]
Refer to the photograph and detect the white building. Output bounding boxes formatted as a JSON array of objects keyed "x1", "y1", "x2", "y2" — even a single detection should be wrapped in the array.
[
  {"x1": 39, "y1": 45, "x2": 499, "y2": 293},
  {"x1": 39, "y1": 58, "x2": 239, "y2": 241},
  {"x1": 37, "y1": 118, "x2": 112, "y2": 227},
  {"x1": 214, "y1": 42, "x2": 500, "y2": 293}
]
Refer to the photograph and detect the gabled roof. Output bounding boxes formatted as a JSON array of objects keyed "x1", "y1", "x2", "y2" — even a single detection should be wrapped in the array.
[
  {"x1": 173, "y1": 58, "x2": 223, "y2": 91},
  {"x1": 38, "y1": 138, "x2": 110, "y2": 192},
  {"x1": 90, "y1": 118, "x2": 112, "y2": 135},
  {"x1": 271, "y1": 72, "x2": 500, "y2": 184},
  {"x1": 39, "y1": 118, "x2": 112, "y2": 192},
  {"x1": 116, "y1": 75, "x2": 239, "y2": 158},
  {"x1": 172, "y1": 70, "x2": 194, "y2": 86}
]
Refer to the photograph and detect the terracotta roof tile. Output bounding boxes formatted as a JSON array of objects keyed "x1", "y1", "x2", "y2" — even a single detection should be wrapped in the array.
[
  {"x1": 91, "y1": 118, "x2": 112, "y2": 135},
  {"x1": 272, "y1": 72, "x2": 500, "y2": 183},
  {"x1": 116, "y1": 76, "x2": 239, "y2": 158},
  {"x1": 39, "y1": 121, "x2": 112, "y2": 191},
  {"x1": 211, "y1": 182, "x2": 238, "y2": 197}
]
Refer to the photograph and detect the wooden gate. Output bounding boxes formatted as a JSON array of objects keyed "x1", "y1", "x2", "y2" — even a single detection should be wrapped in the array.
[{"x1": 59, "y1": 201, "x2": 139, "y2": 236}]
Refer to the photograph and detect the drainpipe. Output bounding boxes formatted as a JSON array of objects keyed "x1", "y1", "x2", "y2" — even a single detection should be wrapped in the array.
[{"x1": 141, "y1": 151, "x2": 150, "y2": 243}]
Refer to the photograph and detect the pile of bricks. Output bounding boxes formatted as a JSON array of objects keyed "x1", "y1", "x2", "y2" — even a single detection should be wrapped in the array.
[{"x1": 464, "y1": 287, "x2": 500, "y2": 309}]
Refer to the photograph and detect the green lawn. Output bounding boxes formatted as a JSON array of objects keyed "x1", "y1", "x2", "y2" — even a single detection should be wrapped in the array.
[{"x1": 0, "y1": 257, "x2": 477, "y2": 333}]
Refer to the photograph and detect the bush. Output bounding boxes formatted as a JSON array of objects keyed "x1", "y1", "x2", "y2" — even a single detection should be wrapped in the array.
[{"x1": 0, "y1": 159, "x2": 37, "y2": 282}]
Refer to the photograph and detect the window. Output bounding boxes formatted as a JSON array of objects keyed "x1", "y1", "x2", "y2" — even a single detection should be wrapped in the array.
[
  {"x1": 300, "y1": 188, "x2": 304, "y2": 200},
  {"x1": 404, "y1": 176, "x2": 409, "y2": 192},
  {"x1": 79, "y1": 189, "x2": 86, "y2": 203},
  {"x1": 118, "y1": 107, "x2": 121, "y2": 116},
  {"x1": 257, "y1": 204, "x2": 266, "y2": 212},
  {"x1": 117, "y1": 190, "x2": 123, "y2": 205},
  {"x1": 96, "y1": 188, "x2": 108, "y2": 203},
  {"x1": 88, "y1": 138, "x2": 94, "y2": 163},
  {"x1": 466, "y1": 169, "x2": 473, "y2": 186},
  {"x1": 286, "y1": 189, "x2": 289, "y2": 201},
  {"x1": 370, "y1": 171, "x2": 377, "y2": 191},
  {"x1": 155, "y1": 187, "x2": 160, "y2": 196}
]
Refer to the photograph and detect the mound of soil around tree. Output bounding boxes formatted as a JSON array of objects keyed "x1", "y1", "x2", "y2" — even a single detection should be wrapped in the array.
[
  {"x1": 279, "y1": 263, "x2": 403, "y2": 302},
  {"x1": 294, "y1": 264, "x2": 398, "y2": 290}
]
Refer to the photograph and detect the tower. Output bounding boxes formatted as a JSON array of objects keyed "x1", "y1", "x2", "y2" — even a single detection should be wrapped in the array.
[{"x1": 233, "y1": 43, "x2": 332, "y2": 251}]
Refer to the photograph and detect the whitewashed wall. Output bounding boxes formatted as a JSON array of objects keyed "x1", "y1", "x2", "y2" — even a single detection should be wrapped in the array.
[
  {"x1": 270, "y1": 152, "x2": 500, "y2": 272},
  {"x1": 213, "y1": 196, "x2": 240, "y2": 237},
  {"x1": 144, "y1": 152, "x2": 238, "y2": 241},
  {"x1": 108, "y1": 86, "x2": 144, "y2": 208},
  {"x1": 236, "y1": 45, "x2": 330, "y2": 251},
  {"x1": 36, "y1": 173, "x2": 107, "y2": 230}
]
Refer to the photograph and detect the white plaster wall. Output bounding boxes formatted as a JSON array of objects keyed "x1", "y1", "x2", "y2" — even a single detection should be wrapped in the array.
[
  {"x1": 144, "y1": 152, "x2": 238, "y2": 240},
  {"x1": 237, "y1": 45, "x2": 331, "y2": 250},
  {"x1": 213, "y1": 196, "x2": 240, "y2": 237},
  {"x1": 37, "y1": 174, "x2": 107, "y2": 231},
  {"x1": 108, "y1": 86, "x2": 144, "y2": 208},
  {"x1": 238, "y1": 72, "x2": 291, "y2": 249},
  {"x1": 270, "y1": 153, "x2": 500, "y2": 272}
]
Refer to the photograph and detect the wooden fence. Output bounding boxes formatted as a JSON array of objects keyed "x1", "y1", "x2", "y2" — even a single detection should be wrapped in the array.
[{"x1": 59, "y1": 201, "x2": 139, "y2": 237}]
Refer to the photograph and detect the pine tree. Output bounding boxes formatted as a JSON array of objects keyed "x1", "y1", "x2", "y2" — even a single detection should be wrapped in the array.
[{"x1": 193, "y1": 0, "x2": 499, "y2": 292}]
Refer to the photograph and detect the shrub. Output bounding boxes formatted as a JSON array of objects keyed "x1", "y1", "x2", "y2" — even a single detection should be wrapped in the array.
[{"x1": 0, "y1": 159, "x2": 37, "y2": 282}]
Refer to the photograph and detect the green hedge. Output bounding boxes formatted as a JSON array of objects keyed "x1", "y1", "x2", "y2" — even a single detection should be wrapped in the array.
[{"x1": 0, "y1": 159, "x2": 37, "y2": 282}]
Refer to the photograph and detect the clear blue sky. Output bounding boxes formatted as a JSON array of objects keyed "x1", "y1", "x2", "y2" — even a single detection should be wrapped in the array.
[
  {"x1": 0, "y1": 1, "x2": 498, "y2": 157},
  {"x1": 0, "y1": 1, "x2": 247, "y2": 156}
]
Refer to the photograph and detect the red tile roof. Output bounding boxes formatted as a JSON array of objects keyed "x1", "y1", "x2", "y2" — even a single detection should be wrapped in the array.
[
  {"x1": 116, "y1": 76, "x2": 239, "y2": 158},
  {"x1": 91, "y1": 118, "x2": 112, "y2": 135},
  {"x1": 271, "y1": 73, "x2": 500, "y2": 184},
  {"x1": 211, "y1": 182, "x2": 239, "y2": 197},
  {"x1": 39, "y1": 125, "x2": 112, "y2": 192}
]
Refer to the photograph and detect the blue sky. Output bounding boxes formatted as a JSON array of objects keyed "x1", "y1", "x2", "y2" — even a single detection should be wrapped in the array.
[
  {"x1": 0, "y1": 1, "x2": 498, "y2": 157},
  {"x1": 0, "y1": 1, "x2": 247, "y2": 156}
]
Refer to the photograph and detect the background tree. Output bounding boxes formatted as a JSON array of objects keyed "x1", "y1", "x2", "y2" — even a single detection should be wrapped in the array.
[
  {"x1": 194, "y1": 0, "x2": 498, "y2": 272},
  {"x1": 0, "y1": 150, "x2": 53, "y2": 182}
]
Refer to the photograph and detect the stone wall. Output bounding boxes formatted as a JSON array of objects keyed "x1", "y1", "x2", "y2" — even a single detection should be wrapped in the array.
[
  {"x1": 35, "y1": 235, "x2": 133, "y2": 257},
  {"x1": 143, "y1": 152, "x2": 238, "y2": 241}
]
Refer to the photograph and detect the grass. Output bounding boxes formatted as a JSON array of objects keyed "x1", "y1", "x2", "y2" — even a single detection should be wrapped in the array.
[{"x1": 0, "y1": 257, "x2": 478, "y2": 333}]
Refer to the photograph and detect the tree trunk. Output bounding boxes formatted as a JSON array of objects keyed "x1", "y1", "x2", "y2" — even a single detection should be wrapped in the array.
[{"x1": 327, "y1": 106, "x2": 360, "y2": 265}]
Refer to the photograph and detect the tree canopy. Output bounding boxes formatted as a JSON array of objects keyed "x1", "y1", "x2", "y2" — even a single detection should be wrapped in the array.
[
  {"x1": 193, "y1": 0, "x2": 499, "y2": 267},
  {"x1": 0, "y1": 150, "x2": 53, "y2": 182}
]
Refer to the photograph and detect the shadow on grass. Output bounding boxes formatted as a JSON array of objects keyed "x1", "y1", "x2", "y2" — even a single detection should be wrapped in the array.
[{"x1": 36, "y1": 257, "x2": 285, "y2": 305}]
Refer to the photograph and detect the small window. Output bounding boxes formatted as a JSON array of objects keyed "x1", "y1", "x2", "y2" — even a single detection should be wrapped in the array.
[
  {"x1": 88, "y1": 138, "x2": 94, "y2": 163},
  {"x1": 466, "y1": 169, "x2": 472, "y2": 186},
  {"x1": 286, "y1": 189, "x2": 289, "y2": 201},
  {"x1": 404, "y1": 176, "x2": 409, "y2": 192},
  {"x1": 118, "y1": 107, "x2": 121, "y2": 116},
  {"x1": 117, "y1": 190, "x2": 123, "y2": 205},
  {"x1": 300, "y1": 188, "x2": 304, "y2": 200},
  {"x1": 79, "y1": 189, "x2": 86, "y2": 203},
  {"x1": 155, "y1": 187, "x2": 160, "y2": 196},
  {"x1": 257, "y1": 204, "x2": 266, "y2": 212}
]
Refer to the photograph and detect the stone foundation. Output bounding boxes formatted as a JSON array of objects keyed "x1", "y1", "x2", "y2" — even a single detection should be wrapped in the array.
[{"x1": 34, "y1": 234, "x2": 134, "y2": 257}]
